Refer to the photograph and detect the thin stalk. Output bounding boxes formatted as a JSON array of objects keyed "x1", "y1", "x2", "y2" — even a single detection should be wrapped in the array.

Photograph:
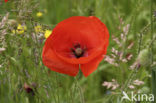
[
  {"x1": 54, "y1": 73, "x2": 60, "y2": 103},
  {"x1": 138, "y1": 33, "x2": 143, "y2": 54},
  {"x1": 150, "y1": 0, "x2": 153, "y2": 64},
  {"x1": 75, "y1": 74, "x2": 85, "y2": 103},
  {"x1": 151, "y1": 0, "x2": 155, "y2": 103}
]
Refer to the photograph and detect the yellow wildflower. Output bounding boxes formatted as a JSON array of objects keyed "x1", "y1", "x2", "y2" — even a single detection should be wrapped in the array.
[
  {"x1": 17, "y1": 24, "x2": 27, "y2": 34},
  {"x1": 12, "y1": 29, "x2": 16, "y2": 34},
  {"x1": 34, "y1": 25, "x2": 43, "y2": 33},
  {"x1": 36, "y1": 12, "x2": 43, "y2": 17},
  {"x1": 12, "y1": 24, "x2": 27, "y2": 34},
  {"x1": 44, "y1": 30, "x2": 52, "y2": 38}
]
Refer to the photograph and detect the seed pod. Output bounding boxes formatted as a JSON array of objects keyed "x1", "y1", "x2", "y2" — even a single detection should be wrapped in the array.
[{"x1": 24, "y1": 83, "x2": 35, "y2": 96}]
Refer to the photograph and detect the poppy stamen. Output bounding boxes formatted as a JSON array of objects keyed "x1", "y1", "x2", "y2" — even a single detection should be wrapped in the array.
[
  {"x1": 75, "y1": 47, "x2": 83, "y2": 57},
  {"x1": 71, "y1": 44, "x2": 85, "y2": 58}
]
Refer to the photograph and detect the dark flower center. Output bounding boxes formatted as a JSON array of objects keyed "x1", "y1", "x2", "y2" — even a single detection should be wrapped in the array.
[{"x1": 71, "y1": 43, "x2": 85, "y2": 58}]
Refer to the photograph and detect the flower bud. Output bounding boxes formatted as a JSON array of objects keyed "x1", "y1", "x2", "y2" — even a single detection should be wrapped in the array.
[{"x1": 137, "y1": 49, "x2": 150, "y2": 66}]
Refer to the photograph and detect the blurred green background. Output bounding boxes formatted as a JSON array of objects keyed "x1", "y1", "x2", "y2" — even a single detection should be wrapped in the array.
[{"x1": 0, "y1": 0, "x2": 156, "y2": 103}]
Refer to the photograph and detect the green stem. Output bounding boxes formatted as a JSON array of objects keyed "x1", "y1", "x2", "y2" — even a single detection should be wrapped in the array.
[
  {"x1": 151, "y1": 0, "x2": 155, "y2": 103},
  {"x1": 75, "y1": 76, "x2": 85, "y2": 103},
  {"x1": 150, "y1": 0, "x2": 153, "y2": 64}
]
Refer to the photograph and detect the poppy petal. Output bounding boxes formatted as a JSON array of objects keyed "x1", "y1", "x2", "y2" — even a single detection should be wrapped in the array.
[
  {"x1": 50, "y1": 16, "x2": 109, "y2": 64},
  {"x1": 80, "y1": 55, "x2": 104, "y2": 77},
  {"x1": 42, "y1": 16, "x2": 109, "y2": 77},
  {"x1": 42, "y1": 43, "x2": 79, "y2": 76},
  {"x1": 80, "y1": 43, "x2": 108, "y2": 77}
]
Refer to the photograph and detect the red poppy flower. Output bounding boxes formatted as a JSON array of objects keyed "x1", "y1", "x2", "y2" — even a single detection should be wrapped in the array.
[
  {"x1": 42, "y1": 16, "x2": 109, "y2": 77},
  {"x1": 5, "y1": 0, "x2": 8, "y2": 2}
]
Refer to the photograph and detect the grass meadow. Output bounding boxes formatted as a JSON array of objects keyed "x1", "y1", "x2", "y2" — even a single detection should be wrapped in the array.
[{"x1": 0, "y1": 0, "x2": 156, "y2": 103}]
